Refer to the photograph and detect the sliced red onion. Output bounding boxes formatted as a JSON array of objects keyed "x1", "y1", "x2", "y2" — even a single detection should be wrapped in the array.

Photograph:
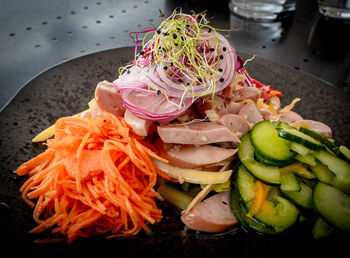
[
  {"x1": 112, "y1": 30, "x2": 242, "y2": 121},
  {"x1": 121, "y1": 88, "x2": 193, "y2": 121}
]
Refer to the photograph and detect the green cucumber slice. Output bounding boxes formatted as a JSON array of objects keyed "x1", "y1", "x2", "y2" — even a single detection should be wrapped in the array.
[
  {"x1": 339, "y1": 146, "x2": 350, "y2": 162},
  {"x1": 310, "y1": 160, "x2": 335, "y2": 185},
  {"x1": 236, "y1": 165, "x2": 256, "y2": 203},
  {"x1": 280, "y1": 181, "x2": 313, "y2": 210},
  {"x1": 312, "y1": 217, "x2": 334, "y2": 239},
  {"x1": 251, "y1": 120, "x2": 294, "y2": 166},
  {"x1": 253, "y1": 196, "x2": 299, "y2": 233},
  {"x1": 230, "y1": 184, "x2": 276, "y2": 234},
  {"x1": 278, "y1": 128, "x2": 323, "y2": 151},
  {"x1": 280, "y1": 172, "x2": 300, "y2": 192},
  {"x1": 289, "y1": 142, "x2": 315, "y2": 156},
  {"x1": 238, "y1": 133, "x2": 254, "y2": 161},
  {"x1": 295, "y1": 154, "x2": 316, "y2": 166},
  {"x1": 242, "y1": 160, "x2": 280, "y2": 185},
  {"x1": 313, "y1": 182, "x2": 350, "y2": 232},
  {"x1": 313, "y1": 150, "x2": 350, "y2": 193},
  {"x1": 299, "y1": 126, "x2": 339, "y2": 155},
  {"x1": 276, "y1": 121, "x2": 297, "y2": 131},
  {"x1": 238, "y1": 133, "x2": 281, "y2": 185},
  {"x1": 255, "y1": 151, "x2": 281, "y2": 167}
]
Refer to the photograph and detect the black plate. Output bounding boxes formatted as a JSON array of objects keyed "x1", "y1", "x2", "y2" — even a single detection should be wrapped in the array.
[{"x1": 0, "y1": 47, "x2": 349, "y2": 257}]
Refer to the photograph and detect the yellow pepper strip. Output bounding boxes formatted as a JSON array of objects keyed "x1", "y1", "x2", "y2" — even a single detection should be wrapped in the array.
[
  {"x1": 279, "y1": 98, "x2": 301, "y2": 114},
  {"x1": 247, "y1": 181, "x2": 271, "y2": 217},
  {"x1": 280, "y1": 161, "x2": 315, "y2": 178},
  {"x1": 256, "y1": 98, "x2": 269, "y2": 110}
]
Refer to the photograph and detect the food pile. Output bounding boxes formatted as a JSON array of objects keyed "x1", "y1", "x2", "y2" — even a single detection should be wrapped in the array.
[{"x1": 15, "y1": 10, "x2": 350, "y2": 243}]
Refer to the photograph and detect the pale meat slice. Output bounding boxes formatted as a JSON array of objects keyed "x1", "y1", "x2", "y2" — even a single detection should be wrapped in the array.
[
  {"x1": 157, "y1": 122, "x2": 240, "y2": 145},
  {"x1": 155, "y1": 137, "x2": 237, "y2": 169},
  {"x1": 294, "y1": 119, "x2": 332, "y2": 138},
  {"x1": 280, "y1": 111, "x2": 303, "y2": 124},
  {"x1": 180, "y1": 191, "x2": 238, "y2": 233},
  {"x1": 232, "y1": 87, "x2": 261, "y2": 102},
  {"x1": 238, "y1": 102, "x2": 263, "y2": 125},
  {"x1": 124, "y1": 109, "x2": 152, "y2": 137},
  {"x1": 94, "y1": 80, "x2": 126, "y2": 116},
  {"x1": 217, "y1": 114, "x2": 251, "y2": 137}
]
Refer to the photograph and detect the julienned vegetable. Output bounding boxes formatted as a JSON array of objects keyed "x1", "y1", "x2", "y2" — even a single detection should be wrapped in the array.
[
  {"x1": 230, "y1": 120, "x2": 350, "y2": 238},
  {"x1": 15, "y1": 114, "x2": 171, "y2": 243}
]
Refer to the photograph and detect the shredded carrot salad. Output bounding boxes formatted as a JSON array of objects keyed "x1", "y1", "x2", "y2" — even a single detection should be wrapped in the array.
[{"x1": 15, "y1": 113, "x2": 170, "y2": 243}]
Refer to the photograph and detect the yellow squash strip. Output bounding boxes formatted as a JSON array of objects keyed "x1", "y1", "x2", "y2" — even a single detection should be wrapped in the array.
[
  {"x1": 32, "y1": 125, "x2": 56, "y2": 143},
  {"x1": 153, "y1": 159, "x2": 233, "y2": 185}
]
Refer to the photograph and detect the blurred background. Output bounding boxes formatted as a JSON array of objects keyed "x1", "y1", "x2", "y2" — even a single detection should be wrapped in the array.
[{"x1": 1, "y1": 0, "x2": 349, "y2": 112}]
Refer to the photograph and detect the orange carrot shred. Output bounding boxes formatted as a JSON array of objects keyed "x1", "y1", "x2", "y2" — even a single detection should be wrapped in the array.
[{"x1": 15, "y1": 113, "x2": 169, "y2": 243}]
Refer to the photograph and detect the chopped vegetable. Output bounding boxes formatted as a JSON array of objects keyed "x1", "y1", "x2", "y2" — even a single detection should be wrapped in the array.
[
  {"x1": 247, "y1": 181, "x2": 270, "y2": 217},
  {"x1": 153, "y1": 159, "x2": 233, "y2": 185},
  {"x1": 157, "y1": 184, "x2": 193, "y2": 210},
  {"x1": 15, "y1": 113, "x2": 170, "y2": 242}
]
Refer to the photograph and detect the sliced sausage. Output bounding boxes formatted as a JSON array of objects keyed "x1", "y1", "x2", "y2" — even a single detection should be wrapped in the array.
[
  {"x1": 157, "y1": 122, "x2": 240, "y2": 145},
  {"x1": 94, "y1": 80, "x2": 126, "y2": 116},
  {"x1": 238, "y1": 102, "x2": 263, "y2": 125},
  {"x1": 124, "y1": 109, "x2": 152, "y2": 137},
  {"x1": 280, "y1": 111, "x2": 303, "y2": 124},
  {"x1": 180, "y1": 191, "x2": 238, "y2": 233},
  {"x1": 295, "y1": 119, "x2": 332, "y2": 138},
  {"x1": 155, "y1": 137, "x2": 237, "y2": 169},
  {"x1": 232, "y1": 87, "x2": 261, "y2": 102},
  {"x1": 218, "y1": 114, "x2": 251, "y2": 137}
]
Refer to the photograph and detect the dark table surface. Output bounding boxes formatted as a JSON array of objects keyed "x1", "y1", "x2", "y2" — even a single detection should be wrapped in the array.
[{"x1": 0, "y1": 0, "x2": 349, "y2": 112}]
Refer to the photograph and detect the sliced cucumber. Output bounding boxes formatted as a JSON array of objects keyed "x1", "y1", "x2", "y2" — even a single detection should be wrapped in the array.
[
  {"x1": 310, "y1": 160, "x2": 335, "y2": 185},
  {"x1": 236, "y1": 165, "x2": 256, "y2": 203},
  {"x1": 253, "y1": 196, "x2": 299, "y2": 233},
  {"x1": 313, "y1": 182, "x2": 350, "y2": 232},
  {"x1": 299, "y1": 126, "x2": 339, "y2": 155},
  {"x1": 238, "y1": 133, "x2": 281, "y2": 185},
  {"x1": 289, "y1": 142, "x2": 315, "y2": 156},
  {"x1": 280, "y1": 172, "x2": 300, "y2": 192},
  {"x1": 313, "y1": 150, "x2": 350, "y2": 193},
  {"x1": 242, "y1": 160, "x2": 280, "y2": 185},
  {"x1": 238, "y1": 133, "x2": 254, "y2": 161},
  {"x1": 255, "y1": 151, "x2": 281, "y2": 167},
  {"x1": 276, "y1": 121, "x2": 297, "y2": 131},
  {"x1": 280, "y1": 181, "x2": 313, "y2": 210},
  {"x1": 339, "y1": 146, "x2": 350, "y2": 162},
  {"x1": 295, "y1": 154, "x2": 316, "y2": 166},
  {"x1": 251, "y1": 120, "x2": 294, "y2": 166},
  {"x1": 312, "y1": 217, "x2": 334, "y2": 239},
  {"x1": 230, "y1": 184, "x2": 276, "y2": 234},
  {"x1": 278, "y1": 128, "x2": 323, "y2": 151}
]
